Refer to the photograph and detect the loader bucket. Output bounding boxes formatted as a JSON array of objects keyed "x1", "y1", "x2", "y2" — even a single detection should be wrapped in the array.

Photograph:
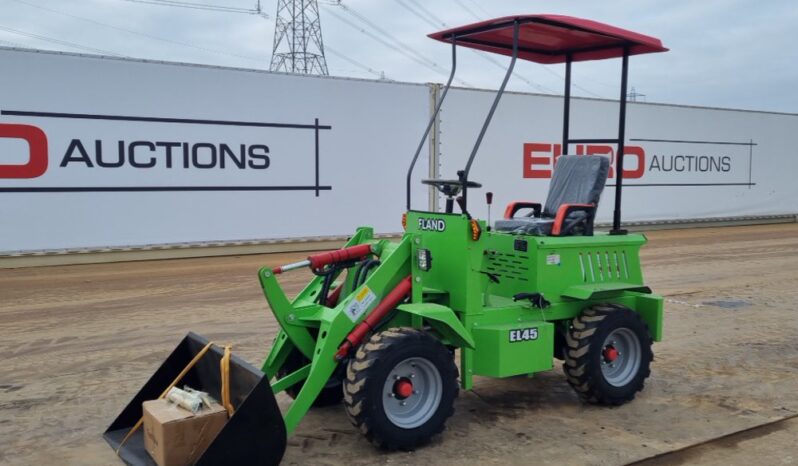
[{"x1": 104, "y1": 332, "x2": 286, "y2": 466}]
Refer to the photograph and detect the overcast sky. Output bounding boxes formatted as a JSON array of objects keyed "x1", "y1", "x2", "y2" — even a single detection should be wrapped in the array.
[{"x1": 1, "y1": 0, "x2": 796, "y2": 113}]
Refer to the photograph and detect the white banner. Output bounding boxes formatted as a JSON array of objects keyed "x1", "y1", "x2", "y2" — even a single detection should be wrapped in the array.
[
  {"x1": 438, "y1": 88, "x2": 798, "y2": 223},
  {"x1": 1, "y1": 48, "x2": 796, "y2": 253},
  {"x1": 0, "y1": 49, "x2": 430, "y2": 251}
]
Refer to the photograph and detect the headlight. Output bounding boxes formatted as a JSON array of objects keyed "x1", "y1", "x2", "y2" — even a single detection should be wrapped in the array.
[{"x1": 417, "y1": 248, "x2": 432, "y2": 271}]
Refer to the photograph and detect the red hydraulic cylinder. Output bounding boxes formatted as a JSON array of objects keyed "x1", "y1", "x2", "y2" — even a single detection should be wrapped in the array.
[
  {"x1": 272, "y1": 244, "x2": 373, "y2": 274},
  {"x1": 325, "y1": 283, "x2": 344, "y2": 307},
  {"x1": 308, "y1": 244, "x2": 373, "y2": 269},
  {"x1": 335, "y1": 275, "x2": 412, "y2": 360}
]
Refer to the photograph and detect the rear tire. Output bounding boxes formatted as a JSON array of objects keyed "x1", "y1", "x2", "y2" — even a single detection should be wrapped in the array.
[
  {"x1": 343, "y1": 327, "x2": 458, "y2": 450},
  {"x1": 564, "y1": 304, "x2": 653, "y2": 405}
]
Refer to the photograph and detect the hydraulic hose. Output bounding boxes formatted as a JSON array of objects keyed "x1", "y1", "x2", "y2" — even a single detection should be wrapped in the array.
[
  {"x1": 351, "y1": 259, "x2": 381, "y2": 294},
  {"x1": 335, "y1": 276, "x2": 412, "y2": 360}
]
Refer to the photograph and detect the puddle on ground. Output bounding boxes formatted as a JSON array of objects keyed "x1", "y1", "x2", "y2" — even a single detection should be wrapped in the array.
[{"x1": 702, "y1": 299, "x2": 752, "y2": 309}]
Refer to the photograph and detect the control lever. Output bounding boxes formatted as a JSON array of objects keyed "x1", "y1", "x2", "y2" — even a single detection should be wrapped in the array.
[
  {"x1": 486, "y1": 192, "x2": 493, "y2": 230},
  {"x1": 512, "y1": 292, "x2": 550, "y2": 309}
]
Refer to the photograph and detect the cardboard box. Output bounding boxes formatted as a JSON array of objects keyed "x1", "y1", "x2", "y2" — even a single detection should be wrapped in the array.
[{"x1": 143, "y1": 398, "x2": 227, "y2": 466}]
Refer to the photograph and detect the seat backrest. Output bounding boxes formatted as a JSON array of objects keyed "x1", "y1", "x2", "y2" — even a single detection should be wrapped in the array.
[{"x1": 543, "y1": 155, "x2": 610, "y2": 217}]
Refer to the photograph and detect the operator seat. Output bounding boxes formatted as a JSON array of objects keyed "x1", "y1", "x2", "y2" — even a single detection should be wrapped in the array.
[{"x1": 494, "y1": 155, "x2": 610, "y2": 236}]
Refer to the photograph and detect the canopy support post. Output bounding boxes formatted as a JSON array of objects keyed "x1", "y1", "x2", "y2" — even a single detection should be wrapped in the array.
[
  {"x1": 561, "y1": 55, "x2": 572, "y2": 155},
  {"x1": 611, "y1": 48, "x2": 630, "y2": 235},
  {"x1": 406, "y1": 39, "x2": 458, "y2": 211},
  {"x1": 461, "y1": 20, "x2": 520, "y2": 211}
]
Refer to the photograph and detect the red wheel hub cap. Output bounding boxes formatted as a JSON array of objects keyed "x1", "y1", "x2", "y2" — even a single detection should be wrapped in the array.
[
  {"x1": 603, "y1": 346, "x2": 619, "y2": 362},
  {"x1": 394, "y1": 378, "x2": 414, "y2": 399}
]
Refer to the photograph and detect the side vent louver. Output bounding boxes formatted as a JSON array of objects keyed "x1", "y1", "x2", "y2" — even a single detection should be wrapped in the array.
[
  {"x1": 485, "y1": 251, "x2": 530, "y2": 282},
  {"x1": 580, "y1": 250, "x2": 629, "y2": 283}
]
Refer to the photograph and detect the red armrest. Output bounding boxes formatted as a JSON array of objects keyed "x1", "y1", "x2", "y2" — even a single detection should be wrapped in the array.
[
  {"x1": 504, "y1": 201, "x2": 542, "y2": 219},
  {"x1": 552, "y1": 203, "x2": 595, "y2": 236}
]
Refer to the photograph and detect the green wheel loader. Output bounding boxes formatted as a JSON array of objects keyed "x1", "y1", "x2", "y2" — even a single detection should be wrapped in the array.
[{"x1": 106, "y1": 14, "x2": 668, "y2": 465}]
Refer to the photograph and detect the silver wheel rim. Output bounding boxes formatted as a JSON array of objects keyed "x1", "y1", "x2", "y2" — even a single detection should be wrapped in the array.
[
  {"x1": 600, "y1": 328, "x2": 642, "y2": 387},
  {"x1": 382, "y1": 357, "x2": 442, "y2": 429}
]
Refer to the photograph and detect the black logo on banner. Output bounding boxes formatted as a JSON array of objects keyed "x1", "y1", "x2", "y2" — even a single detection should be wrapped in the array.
[{"x1": 0, "y1": 109, "x2": 332, "y2": 196}]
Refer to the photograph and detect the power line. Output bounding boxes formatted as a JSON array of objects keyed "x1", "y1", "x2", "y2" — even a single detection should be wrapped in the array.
[
  {"x1": 395, "y1": 0, "x2": 441, "y2": 29},
  {"x1": 120, "y1": 0, "x2": 382, "y2": 79},
  {"x1": 335, "y1": 3, "x2": 454, "y2": 77},
  {"x1": 324, "y1": 5, "x2": 470, "y2": 86},
  {"x1": 325, "y1": 44, "x2": 389, "y2": 80},
  {"x1": 537, "y1": 64, "x2": 604, "y2": 98},
  {"x1": 404, "y1": 0, "x2": 447, "y2": 27},
  {"x1": 447, "y1": 0, "x2": 604, "y2": 98},
  {"x1": 462, "y1": 0, "x2": 490, "y2": 18},
  {"x1": 11, "y1": 0, "x2": 265, "y2": 63},
  {"x1": 451, "y1": 0, "x2": 482, "y2": 21},
  {"x1": 0, "y1": 25, "x2": 126, "y2": 56},
  {"x1": 393, "y1": 0, "x2": 555, "y2": 94},
  {"x1": 121, "y1": 0, "x2": 269, "y2": 16},
  {"x1": 481, "y1": 52, "x2": 556, "y2": 94}
]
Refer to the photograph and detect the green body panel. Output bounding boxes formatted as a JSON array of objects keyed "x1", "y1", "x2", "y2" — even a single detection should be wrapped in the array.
[
  {"x1": 472, "y1": 321, "x2": 553, "y2": 377},
  {"x1": 628, "y1": 292, "x2": 664, "y2": 341},
  {"x1": 562, "y1": 283, "x2": 650, "y2": 300},
  {"x1": 396, "y1": 302, "x2": 475, "y2": 349},
  {"x1": 478, "y1": 225, "x2": 649, "y2": 303},
  {"x1": 402, "y1": 211, "x2": 663, "y2": 385},
  {"x1": 257, "y1": 209, "x2": 664, "y2": 433}
]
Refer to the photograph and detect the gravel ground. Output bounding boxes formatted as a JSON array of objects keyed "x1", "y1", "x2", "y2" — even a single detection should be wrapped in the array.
[{"x1": 1, "y1": 223, "x2": 797, "y2": 466}]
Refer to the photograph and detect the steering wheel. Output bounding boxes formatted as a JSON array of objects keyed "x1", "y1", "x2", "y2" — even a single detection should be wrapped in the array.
[{"x1": 421, "y1": 179, "x2": 482, "y2": 198}]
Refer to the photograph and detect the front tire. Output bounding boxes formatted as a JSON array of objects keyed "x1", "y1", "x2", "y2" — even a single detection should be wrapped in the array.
[
  {"x1": 278, "y1": 349, "x2": 344, "y2": 407},
  {"x1": 343, "y1": 327, "x2": 458, "y2": 450},
  {"x1": 564, "y1": 304, "x2": 653, "y2": 405}
]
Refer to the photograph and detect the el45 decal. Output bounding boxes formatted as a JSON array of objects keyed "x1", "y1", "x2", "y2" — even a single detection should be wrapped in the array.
[{"x1": 509, "y1": 327, "x2": 538, "y2": 342}]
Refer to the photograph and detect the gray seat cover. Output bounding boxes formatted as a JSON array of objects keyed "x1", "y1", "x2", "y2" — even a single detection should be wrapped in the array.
[
  {"x1": 494, "y1": 155, "x2": 609, "y2": 235},
  {"x1": 494, "y1": 217, "x2": 556, "y2": 235}
]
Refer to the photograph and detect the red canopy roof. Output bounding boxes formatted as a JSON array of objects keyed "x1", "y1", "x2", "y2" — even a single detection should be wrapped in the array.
[{"x1": 428, "y1": 15, "x2": 668, "y2": 64}]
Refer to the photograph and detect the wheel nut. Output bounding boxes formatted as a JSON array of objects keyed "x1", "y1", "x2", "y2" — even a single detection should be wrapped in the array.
[
  {"x1": 400, "y1": 401, "x2": 406, "y2": 406},
  {"x1": 388, "y1": 393, "x2": 395, "y2": 397}
]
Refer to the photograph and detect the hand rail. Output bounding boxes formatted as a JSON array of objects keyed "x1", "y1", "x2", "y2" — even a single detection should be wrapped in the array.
[{"x1": 406, "y1": 40, "x2": 458, "y2": 210}]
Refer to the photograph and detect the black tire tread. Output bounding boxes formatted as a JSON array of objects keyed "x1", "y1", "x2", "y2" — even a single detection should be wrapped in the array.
[
  {"x1": 563, "y1": 304, "x2": 653, "y2": 405},
  {"x1": 343, "y1": 327, "x2": 459, "y2": 450}
]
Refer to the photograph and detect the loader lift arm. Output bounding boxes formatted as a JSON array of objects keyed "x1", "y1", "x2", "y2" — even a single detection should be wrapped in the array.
[{"x1": 259, "y1": 229, "x2": 412, "y2": 434}]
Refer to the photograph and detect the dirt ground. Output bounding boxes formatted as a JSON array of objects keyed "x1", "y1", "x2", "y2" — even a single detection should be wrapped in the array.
[{"x1": 1, "y1": 223, "x2": 798, "y2": 466}]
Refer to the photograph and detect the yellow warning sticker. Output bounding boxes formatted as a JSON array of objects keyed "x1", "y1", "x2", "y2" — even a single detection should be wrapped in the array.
[{"x1": 345, "y1": 286, "x2": 377, "y2": 322}]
